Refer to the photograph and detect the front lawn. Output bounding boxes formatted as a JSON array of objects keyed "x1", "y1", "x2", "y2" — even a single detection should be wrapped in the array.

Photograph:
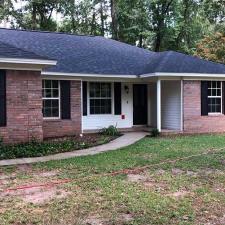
[
  {"x1": 0, "y1": 134, "x2": 115, "y2": 160},
  {"x1": 1, "y1": 134, "x2": 225, "y2": 225}
]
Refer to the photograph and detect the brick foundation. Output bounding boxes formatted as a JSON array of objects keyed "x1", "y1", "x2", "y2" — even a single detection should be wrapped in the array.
[
  {"x1": 43, "y1": 80, "x2": 81, "y2": 138},
  {"x1": 183, "y1": 80, "x2": 225, "y2": 133},
  {"x1": 0, "y1": 70, "x2": 43, "y2": 144}
]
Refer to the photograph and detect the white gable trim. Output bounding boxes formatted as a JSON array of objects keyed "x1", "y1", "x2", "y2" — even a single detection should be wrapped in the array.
[
  {"x1": 41, "y1": 71, "x2": 138, "y2": 79},
  {"x1": 140, "y1": 72, "x2": 225, "y2": 78},
  {"x1": 0, "y1": 57, "x2": 57, "y2": 66}
]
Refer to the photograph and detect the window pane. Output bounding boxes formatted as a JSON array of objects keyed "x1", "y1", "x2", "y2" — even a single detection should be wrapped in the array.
[
  {"x1": 44, "y1": 89, "x2": 52, "y2": 98},
  {"x1": 52, "y1": 99, "x2": 59, "y2": 108},
  {"x1": 208, "y1": 81, "x2": 212, "y2": 88},
  {"x1": 45, "y1": 80, "x2": 52, "y2": 89},
  {"x1": 90, "y1": 99, "x2": 111, "y2": 114},
  {"x1": 43, "y1": 108, "x2": 51, "y2": 117},
  {"x1": 217, "y1": 81, "x2": 221, "y2": 88},
  {"x1": 90, "y1": 83, "x2": 100, "y2": 97},
  {"x1": 42, "y1": 80, "x2": 60, "y2": 118},
  {"x1": 43, "y1": 99, "x2": 51, "y2": 108},
  {"x1": 217, "y1": 89, "x2": 221, "y2": 96},
  {"x1": 52, "y1": 89, "x2": 59, "y2": 97},
  {"x1": 52, "y1": 80, "x2": 58, "y2": 89},
  {"x1": 101, "y1": 83, "x2": 111, "y2": 97},
  {"x1": 89, "y1": 82, "x2": 112, "y2": 114},
  {"x1": 212, "y1": 89, "x2": 216, "y2": 96},
  {"x1": 52, "y1": 107, "x2": 59, "y2": 117},
  {"x1": 208, "y1": 98, "x2": 221, "y2": 113}
]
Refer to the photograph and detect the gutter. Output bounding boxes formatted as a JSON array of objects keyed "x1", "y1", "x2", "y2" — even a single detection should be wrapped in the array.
[{"x1": 0, "y1": 57, "x2": 57, "y2": 66}]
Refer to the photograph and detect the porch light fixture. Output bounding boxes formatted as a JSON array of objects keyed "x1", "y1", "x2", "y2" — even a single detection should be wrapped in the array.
[{"x1": 124, "y1": 85, "x2": 129, "y2": 94}]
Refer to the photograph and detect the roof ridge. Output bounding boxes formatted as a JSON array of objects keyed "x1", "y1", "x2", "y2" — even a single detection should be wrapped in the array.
[{"x1": 0, "y1": 27, "x2": 96, "y2": 37}]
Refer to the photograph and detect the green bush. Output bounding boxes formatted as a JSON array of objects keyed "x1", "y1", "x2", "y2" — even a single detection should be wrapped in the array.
[
  {"x1": 151, "y1": 128, "x2": 160, "y2": 137},
  {"x1": 0, "y1": 135, "x2": 114, "y2": 160},
  {"x1": 99, "y1": 125, "x2": 120, "y2": 136}
]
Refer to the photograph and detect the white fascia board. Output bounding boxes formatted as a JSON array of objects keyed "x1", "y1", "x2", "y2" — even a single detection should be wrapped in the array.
[
  {"x1": 140, "y1": 72, "x2": 225, "y2": 78},
  {"x1": 41, "y1": 71, "x2": 138, "y2": 78},
  {"x1": 0, "y1": 57, "x2": 57, "y2": 66}
]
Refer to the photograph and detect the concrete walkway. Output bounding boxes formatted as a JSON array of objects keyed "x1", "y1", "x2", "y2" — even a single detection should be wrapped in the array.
[{"x1": 0, "y1": 132, "x2": 147, "y2": 166}]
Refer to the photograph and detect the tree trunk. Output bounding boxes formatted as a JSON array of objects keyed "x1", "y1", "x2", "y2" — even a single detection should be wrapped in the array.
[
  {"x1": 139, "y1": 34, "x2": 143, "y2": 48},
  {"x1": 100, "y1": 2, "x2": 105, "y2": 36},
  {"x1": 31, "y1": 2, "x2": 37, "y2": 29},
  {"x1": 110, "y1": 0, "x2": 118, "y2": 40},
  {"x1": 154, "y1": 32, "x2": 161, "y2": 52},
  {"x1": 91, "y1": 10, "x2": 96, "y2": 35},
  {"x1": 71, "y1": 0, "x2": 76, "y2": 32}
]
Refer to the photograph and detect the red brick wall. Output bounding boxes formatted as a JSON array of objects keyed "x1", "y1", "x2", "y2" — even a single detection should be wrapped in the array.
[
  {"x1": 0, "y1": 70, "x2": 43, "y2": 143},
  {"x1": 183, "y1": 80, "x2": 225, "y2": 133},
  {"x1": 43, "y1": 80, "x2": 82, "y2": 138}
]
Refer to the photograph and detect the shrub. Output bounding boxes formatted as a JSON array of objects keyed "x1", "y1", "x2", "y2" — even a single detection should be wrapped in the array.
[
  {"x1": 100, "y1": 125, "x2": 120, "y2": 136},
  {"x1": 0, "y1": 136, "x2": 3, "y2": 146},
  {"x1": 151, "y1": 128, "x2": 160, "y2": 137},
  {"x1": 0, "y1": 134, "x2": 115, "y2": 160}
]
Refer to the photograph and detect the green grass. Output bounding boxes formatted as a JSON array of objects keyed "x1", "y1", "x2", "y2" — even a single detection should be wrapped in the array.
[{"x1": 1, "y1": 134, "x2": 225, "y2": 225}]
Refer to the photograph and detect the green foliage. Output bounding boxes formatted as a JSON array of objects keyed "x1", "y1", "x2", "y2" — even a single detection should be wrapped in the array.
[
  {"x1": 99, "y1": 125, "x2": 120, "y2": 136},
  {"x1": 0, "y1": 136, "x2": 3, "y2": 146},
  {"x1": 151, "y1": 128, "x2": 160, "y2": 137},
  {"x1": 0, "y1": 135, "x2": 113, "y2": 160}
]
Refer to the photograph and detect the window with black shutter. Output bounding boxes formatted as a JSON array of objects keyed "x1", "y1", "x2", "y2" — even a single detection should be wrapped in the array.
[
  {"x1": 201, "y1": 81, "x2": 223, "y2": 116},
  {"x1": 42, "y1": 80, "x2": 71, "y2": 119},
  {"x1": 0, "y1": 70, "x2": 6, "y2": 127}
]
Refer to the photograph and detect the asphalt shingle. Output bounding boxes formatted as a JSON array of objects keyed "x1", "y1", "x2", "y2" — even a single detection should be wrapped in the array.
[
  {"x1": 0, "y1": 28, "x2": 224, "y2": 75},
  {"x1": 0, "y1": 40, "x2": 51, "y2": 60}
]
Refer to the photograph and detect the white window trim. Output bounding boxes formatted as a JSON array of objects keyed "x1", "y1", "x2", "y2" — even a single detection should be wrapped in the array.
[
  {"x1": 42, "y1": 80, "x2": 61, "y2": 120},
  {"x1": 87, "y1": 82, "x2": 114, "y2": 116},
  {"x1": 208, "y1": 81, "x2": 223, "y2": 115}
]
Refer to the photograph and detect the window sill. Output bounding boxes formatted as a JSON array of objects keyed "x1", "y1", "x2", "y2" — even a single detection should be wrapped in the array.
[
  {"x1": 43, "y1": 118, "x2": 61, "y2": 121},
  {"x1": 208, "y1": 113, "x2": 224, "y2": 117}
]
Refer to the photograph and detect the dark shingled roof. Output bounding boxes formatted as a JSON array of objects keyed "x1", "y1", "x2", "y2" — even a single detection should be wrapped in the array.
[
  {"x1": 142, "y1": 51, "x2": 225, "y2": 74},
  {"x1": 0, "y1": 28, "x2": 224, "y2": 75},
  {"x1": 0, "y1": 40, "x2": 51, "y2": 60}
]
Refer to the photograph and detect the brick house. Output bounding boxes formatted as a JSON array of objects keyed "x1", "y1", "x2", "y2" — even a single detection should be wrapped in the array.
[{"x1": 0, "y1": 28, "x2": 225, "y2": 144}]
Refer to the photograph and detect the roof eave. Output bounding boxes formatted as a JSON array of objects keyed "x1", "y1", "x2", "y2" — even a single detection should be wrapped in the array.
[
  {"x1": 140, "y1": 72, "x2": 225, "y2": 78},
  {"x1": 41, "y1": 71, "x2": 138, "y2": 79},
  {"x1": 0, "y1": 57, "x2": 57, "y2": 66}
]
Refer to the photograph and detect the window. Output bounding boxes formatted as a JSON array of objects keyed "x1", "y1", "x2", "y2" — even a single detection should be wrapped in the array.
[
  {"x1": 42, "y1": 80, "x2": 60, "y2": 118},
  {"x1": 207, "y1": 81, "x2": 222, "y2": 114},
  {"x1": 89, "y1": 82, "x2": 112, "y2": 114}
]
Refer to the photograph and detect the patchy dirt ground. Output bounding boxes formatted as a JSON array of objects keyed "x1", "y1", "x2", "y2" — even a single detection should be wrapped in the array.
[{"x1": 1, "y1": 134, "x2": 225, "y2": 225}]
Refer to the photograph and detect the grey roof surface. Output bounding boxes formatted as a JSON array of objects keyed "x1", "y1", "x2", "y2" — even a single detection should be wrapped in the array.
[
  {"x1": 0, "y1": 28, "x2": 224, "y2": 75},
  {"x1": 0, "y1": 40, "x2": 51, "y2": 60},
  {"x1": 142, "y1": 51, "x2": 225, "y2": 74}
]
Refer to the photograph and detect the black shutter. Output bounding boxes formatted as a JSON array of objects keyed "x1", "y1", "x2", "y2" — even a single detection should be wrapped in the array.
[
  {"x1": 0, "y1": 70, "x2": 6, "y2": 126},
  {"x1": 223, "y1": 82, "x2": 225, "y2": 114},
  {"x1": 83, "y1": 81, "x2": 87, "y2": 116},
  {"x1": 201, "y1": 81, "x2": 208, "y2": 116},
  {"x1": 61, "y1": 80, "x2": 71, "y2": 119},
  {"x1": 114, "y1": 82, "x2": 121, "y2": 115}
]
